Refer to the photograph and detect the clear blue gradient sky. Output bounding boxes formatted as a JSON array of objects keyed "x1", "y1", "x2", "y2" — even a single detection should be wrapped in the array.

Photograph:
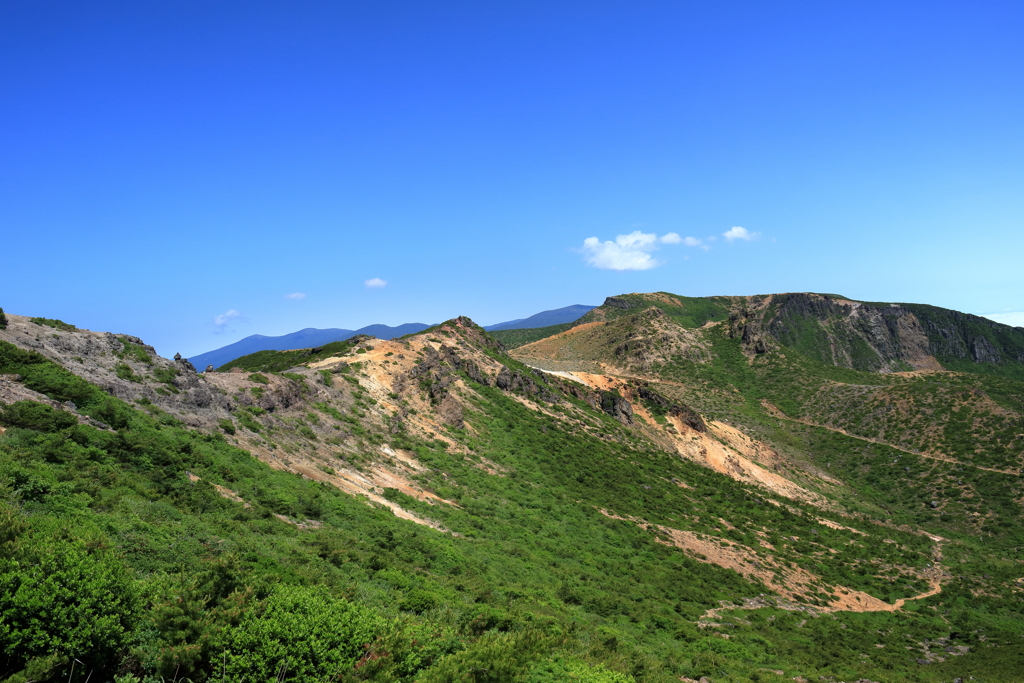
[{"x1": 2, "y1": 1, "x2": 1022, "y2": 357}]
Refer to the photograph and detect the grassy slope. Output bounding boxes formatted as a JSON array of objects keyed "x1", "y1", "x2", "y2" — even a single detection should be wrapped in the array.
[
  {"x1": 217, "y1": 338, "x2": 366, "y2": 373},
  {"x1": 4, "y1": 305, "x2": 1024, "y2": 682},
  {"x1": 490, "y1": 323, "x2": 575, "y2": 349},
  {"x1": 578, "y1": 293, "x2": 735, "y2": 329}
]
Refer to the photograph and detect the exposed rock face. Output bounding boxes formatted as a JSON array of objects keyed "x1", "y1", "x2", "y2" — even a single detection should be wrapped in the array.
[
  {"x1": 440, "y1": 344, "x2": 491, "y2": 386},
  {"x1": 402, "y1": 346, "x2": 456, "y2": 404},
  {"x1": 225, "y1": 374, "x2": 305, "y2": 412},
  {"x1": 560, "y1": 381, "x2": 598, "y2": 409},
  {"x1": 496, "y1": 366, "x2": 560, "y2": 402},
  {"x1": 600, "y1": 391, "x2": 633, "y2": 425},
  {"x1": 176, "y1": 356, "x2": 198, "y2": 374},
  {"x1": 906, "y1": 304, "x2": 1024, "y2": 365},
  {"x1": 0, "y1": 314, "x2": 237, "y2": 428},
  {"x1": 636, "y1": 384, "x2": 706, "y2": 432},
  {"x1": 728, "y1": 307, "x2": 774, "y2": 356},
  {"x1": 758, "y1": 294, "x2": 936, "y2": 373},
  {"x1": 604, "y1": 296, "x2": 632, "y2": 310},
  {"x1": 439, "y1": 394, "x2": 464, "y2": 428}
]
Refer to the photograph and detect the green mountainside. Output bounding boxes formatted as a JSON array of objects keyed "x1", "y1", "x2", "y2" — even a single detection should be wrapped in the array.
[
  {"x1": 1, "y1": 298, "x2": 1023, "y2": 683},
  {"x1": 489, "y1": 322, "x2": 575, "y2": 349}
]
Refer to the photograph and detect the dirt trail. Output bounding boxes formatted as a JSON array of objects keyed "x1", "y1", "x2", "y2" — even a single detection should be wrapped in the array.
[
  {"x1": 892, "y1": 575, "x2": 943, "y2": 609},
  {"x1": 599, "y1": 510, "x2": 948, "y2": 621},
  {"x1": 697, "y1": 542, "x2": 947, "y2": 623},
  {"x1": 760, "y1": 400, "x2": 1022, "y2": 477}
]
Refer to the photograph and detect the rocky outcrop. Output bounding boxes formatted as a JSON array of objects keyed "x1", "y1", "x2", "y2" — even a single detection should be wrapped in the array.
[
  {"x1": 402, "y1": 346, "x2": 456, "y2": 405},
  {"x1": 495, "y1": 366, "x2": 560, "y2": 402},
  {"x1": 439, "y1": 394, "x2": 464, "y2": 428},
  {"x1": 440, "y1": 344, "x2": 491, "y2": 386},
  {"x1": 760, "y1": 294, "x2": 935, "y2": 373},
  {"x1": 904, "y1": 304, "x2": 1024, "y2": 366},
  {"x1": 0, "y1": 314, "x2": 239, "y2": 428},
  {"x1": 753, "y1": 293, "x2": 1024, "y2": 374},
  {"x1": 728, "y1": 307, "x2": 774, "y2": 356},
  {"x1": 600, "y1": 390, "x2": 633, "y2": 425},
  {"x1": 635, "y1": 384, "x2": 706, "y2": 432},
  {"x1": 604, "y1": 296, "x2": 632, "y2": 310}
]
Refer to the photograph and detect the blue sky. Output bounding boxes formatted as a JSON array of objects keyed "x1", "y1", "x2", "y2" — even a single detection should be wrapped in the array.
[{"x1": 2, "y1": 1, "x2": 1022, "y2": 358}]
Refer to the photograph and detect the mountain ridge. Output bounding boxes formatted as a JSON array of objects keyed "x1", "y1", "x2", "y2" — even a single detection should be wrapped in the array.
[
  {"x1": 187, "y1": 322, "x2": 432, "y2": 371},
  {"x1": 187, "y1": 304, "x2": 597, "y2": 371},
  {"x1": 2, "y1": 294, "x2": 1023, "y2": 682}
]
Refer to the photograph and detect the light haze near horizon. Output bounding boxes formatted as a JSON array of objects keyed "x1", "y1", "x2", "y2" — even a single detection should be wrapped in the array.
[{"x1": 2, "y1": 2, "x2": 1022, "y2": 357}]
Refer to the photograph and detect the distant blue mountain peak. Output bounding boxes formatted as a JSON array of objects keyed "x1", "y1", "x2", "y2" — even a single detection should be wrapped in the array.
[{"x1": 484, "y1": 304, "x2": 595, "y2": 332}]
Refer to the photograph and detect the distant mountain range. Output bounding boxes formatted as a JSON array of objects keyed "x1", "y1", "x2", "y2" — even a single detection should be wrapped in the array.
[
  {"x1": 187, "y1": 323, "x2": 431, "y2": 371},
  {"x1": 187, "y1": 304, "x2": 596, "y2": 370},
  {"x1": 482, "y1": 304, "x2": 595, "y2": 332}
]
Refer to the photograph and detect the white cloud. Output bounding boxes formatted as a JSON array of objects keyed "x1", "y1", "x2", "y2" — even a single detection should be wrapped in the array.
[
  {"x1": 284, "y1": 292, "x2": 306, "y2": 300},
  {"x1": 723, "y1": 226, "x2": 760, "y2": 242},
  {"x1": 365, "y1": 278, "x2": 388, "y2": 288},
  {"x1": 579, "y1": 230, "x2": 713, "y2": 270},
  {"x1": 981, "y1": 312, "x2": 1024, "y2": 328},
  {"x1": 581, "y1": 232, "x2": 661, "y2": 271},
  {"x1": 213, "y1": 309, "x2": 241, "y2": 327}
]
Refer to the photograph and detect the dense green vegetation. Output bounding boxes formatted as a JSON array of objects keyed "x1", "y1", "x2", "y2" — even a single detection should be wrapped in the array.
[
  {"x1": 490, "y1": 323, "x2": 575, "y2": 349},
  {"x1": 578, "y1": 293, "x2": 734, "y2": 329},
  {"x1": 219, "y1": 339, "x2": 364, "y2": 373}
]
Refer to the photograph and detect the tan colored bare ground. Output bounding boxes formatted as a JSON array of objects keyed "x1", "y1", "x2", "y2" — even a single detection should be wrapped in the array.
[
  {"x1": 473, "y1": 457, "x2": 508, "y2": 476},
  {"x1": 599, "y1": 509, "x2": 944, "y2": 617},
  {"x1": 512, "y1": 322, "x2": 607, "y2": 360},
  {"x1": 533, "y1": 371, "x2": 829, "y2": 505},
  {"x1": 235, "y1": 429, "x2": 455, "y2": 531},
  {"x1": 708, "y1": 420, "x2": 840, "y2": 485},
  {"x1": 184, "y1": 471, "x2": 252, "y2": 508},
  {"x1": 213, "y1": 484, "x2": 249, "y2": 506},
  {"x1": 679, "y1": 422, "x2": 827, "y2": 505},
  {"x1": 816, "y1": 517, "x2": 866, "y2": 535}
]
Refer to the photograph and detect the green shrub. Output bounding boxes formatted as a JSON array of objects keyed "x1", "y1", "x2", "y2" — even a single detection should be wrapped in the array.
[
  {"x1": 248, "y1": 373, "x2": 269, "y2": 384},
  {"x1": 151, "y1": 365, "x2": 178, "y2": 384},
  {"x1": 398, "y1": 588, "x2": 440, "y2": 614},
  {"x1": 526, "y1": 657, "x2": 635, "y2": 683},
  {"x1": 115, "y1": 338, "x2": 151, "y2": 364},
  {"x1": 339, "y1": 618, "x2": 464, "y2": 682},
  {"x1": 0, "y1": 307, "x2": 7, "y2": 330},
  {"x1": 417, "y1": 630, "x2": 548, "y2": 683},
  {"x1": 218, "y1": 418, "x2": 236, "y2": 435},
  {"x1": 29, "y1": 317, "x2": 76, "y2": 332},
  {"x1": 217, "y1": 584, "x2": 382, "y2": 681},
  {"x1": 0, "y1": 514, "x2": 138, "y2": 678},
  {"x1": 235, "y1": 411, "x2": 262, "y2": 433},
  {"x1": 115, "y1": 363, "x2": 144, "y2": 383},
  {"x1": 0, "y1": 401, "x2": 78, "y2": 432}
]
